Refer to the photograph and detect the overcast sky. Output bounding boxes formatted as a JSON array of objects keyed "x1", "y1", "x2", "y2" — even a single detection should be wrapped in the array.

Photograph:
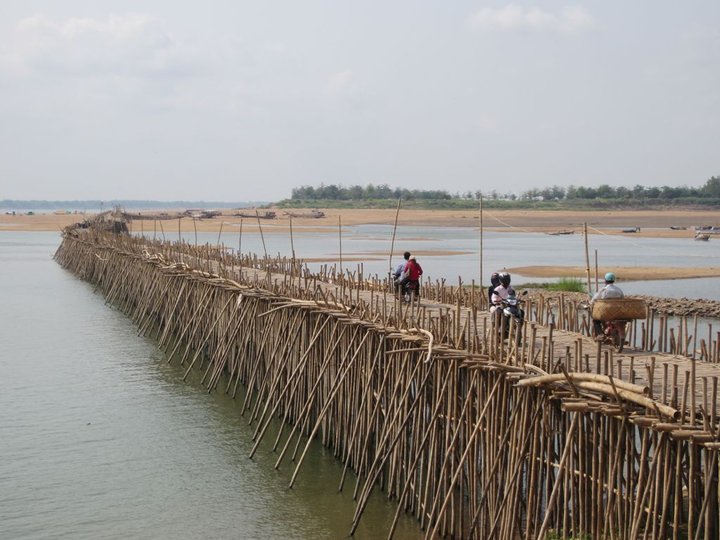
[{"x1": 0, "y1": 2, "x2": 718, "y2": 201}]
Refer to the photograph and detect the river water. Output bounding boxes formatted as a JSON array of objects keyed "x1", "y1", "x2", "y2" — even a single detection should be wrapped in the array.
[
  {"x1": 0, "y1": 232, "x2": 419, "y2": 539},
  {"x1": 2, "y1": 227, "x2": 717, "y2": 539},
  {"x1": 162, "y1": 224, "x2": 720, "y2": 301}
]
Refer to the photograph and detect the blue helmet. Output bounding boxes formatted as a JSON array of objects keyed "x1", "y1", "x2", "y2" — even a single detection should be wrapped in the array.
[{"x1": 604, "y1": 272, "x2": 616, "y2": 283}]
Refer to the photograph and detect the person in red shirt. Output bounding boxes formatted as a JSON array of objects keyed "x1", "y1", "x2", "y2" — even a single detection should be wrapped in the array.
[{"x1": 400, "y1": 255, "x2": 423, "y2": 298}]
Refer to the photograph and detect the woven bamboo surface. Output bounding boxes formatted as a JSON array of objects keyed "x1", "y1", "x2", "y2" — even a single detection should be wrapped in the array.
[{"x1": 591, "y1": 298, "x2": 647, "y2": 321}]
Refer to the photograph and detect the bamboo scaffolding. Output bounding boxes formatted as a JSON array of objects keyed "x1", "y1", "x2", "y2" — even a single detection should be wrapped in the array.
[{"x1": 53, "y1": 228, "x2": 720, "y2": 539}]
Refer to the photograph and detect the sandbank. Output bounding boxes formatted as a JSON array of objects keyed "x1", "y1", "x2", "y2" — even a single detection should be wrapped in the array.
[
  {"x1": 1, "y1": 207, "x2": 718, "y2": 240},
  {"x1": 506, "y1": 265, "x2": 720, "y2": 281}
]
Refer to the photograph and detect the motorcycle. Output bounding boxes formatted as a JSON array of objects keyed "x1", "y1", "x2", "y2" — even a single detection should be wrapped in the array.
[
  {"x1": 597, "y1": 319, "x2": 629, "y2": 352},
  {"x1": 579, "y1": 302, "x2": 629, "y2": 352},
  {"x1": 496, "y1": 291, "x2": 526, "y2": 344},
  {"x1": 398, "y1": 279, "x2": 420, "y2": 303}
]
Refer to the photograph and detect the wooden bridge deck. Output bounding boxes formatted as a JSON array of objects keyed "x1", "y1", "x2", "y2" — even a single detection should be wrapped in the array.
[
  {"x1": 54, "y1": 232, "x2": 720, "y2": 539},
  {"x1": 235, "y1": 262, "x2": 719, "y2": 420}
]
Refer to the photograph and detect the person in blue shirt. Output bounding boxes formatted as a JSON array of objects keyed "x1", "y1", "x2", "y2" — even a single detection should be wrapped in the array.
[
  {"x1": 393, "y1": 251, "x2": 411, "y2": 297},
  {"x1": 393, "y1": 251, "x2": 411, "y2": 281}
]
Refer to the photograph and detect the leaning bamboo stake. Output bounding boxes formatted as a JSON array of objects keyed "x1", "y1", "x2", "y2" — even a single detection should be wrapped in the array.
[
  {"x1": 351, "y1": 350, "x2": 441, "y2": 533},
  {"x1": 248, "y1": 315, "x2": 332, "y2": 458},
  {"x1": 537, "y1": 413, "x2": 580, "y2": 540},
  {"x1": 424, "y1": 376, "x2": 505, "y2": 539},
  {"x1": 182, "y1": 294, "x2": 235, "y2": 376},
  {"x1": 388, "y1": 198, "x2": 401, "y2": 292},
  {"x1": 216, "y1": 220, "x2": 223, "y2": 248},
  {"x1": 386, "y1": 367, "x2": 458, "y2": 539},
  {"x1": 486, "y1": 397, "x2": 544, "y2": 538},
  {"x1": 289, "y1": 216, "x2": 296, "y2": 262},
  {"x1": 165, "y1": 285, "x2": 216, "y2": 362},
  {"x1": 255, "y1": 209, "x2": 267, "y2": 259},
  {"x1": 594, "y1": 249, "x2": 599, "y2": 292},
  {"x1": 289, "y1": 331, "x2": 373, "y2": 489},
  {"x1": 479, "y1": 195, "x2": 484, "y2": 292},
  {"x1": 584, "y1": 222, "x2": 592, "y2": 294}
]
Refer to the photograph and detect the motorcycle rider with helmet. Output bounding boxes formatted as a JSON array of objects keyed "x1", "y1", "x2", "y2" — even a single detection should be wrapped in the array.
[
  {"x1": 490, "y1": 272, "x2": 515, "y2": 315},
  {"x1": 488, "y1": 272, "x2": 501, "y2": 307},
  {"x1": 590, "y1": 272, "x2": 624, "y2": 339},
  {"x1": 490, "y1": 272, "x2": 526, "y2": 343}
]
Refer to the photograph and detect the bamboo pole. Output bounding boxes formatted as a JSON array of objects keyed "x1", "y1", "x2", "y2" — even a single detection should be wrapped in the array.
[
  {"x1": 584, "y1": 222, "x2": 592, "y2": 294},
  {"x1": 289, "y1": 216, "x2": 296, "y2": 262},
  {"x1": 54, "y1": 228, "x2": 720, "y2": 540},
  {"x1": 594, "y1": 248, "x2": 599, "y2": 292},
  {"x1": 254, "y1": 210, "x2": 268, "y2": 260},
  {"x1": 388, "y1": 199, "x2": 401, "y2": 292},
  {"x1": 479, "y1": 195, "x2": 484, "y2": 292}
]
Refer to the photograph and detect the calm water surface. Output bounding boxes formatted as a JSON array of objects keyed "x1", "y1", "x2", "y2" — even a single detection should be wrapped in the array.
[
  {"x1": 2, "y1": 227, "x2": 716, "y2": 538},
  {"x1": 155, "y1": 224, "x2": 720, "y2": 301},
  {"x1": 0, "y1": 232, "x2": 419, "y2": 539}
]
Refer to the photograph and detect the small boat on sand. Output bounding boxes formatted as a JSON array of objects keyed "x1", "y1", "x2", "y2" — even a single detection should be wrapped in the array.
[
  {"x1": 547, "y1": 230, "x2": 575, "y2": 236},
  {"x1": 695, "y1": 233, "x2": 710, "y2": 241}
]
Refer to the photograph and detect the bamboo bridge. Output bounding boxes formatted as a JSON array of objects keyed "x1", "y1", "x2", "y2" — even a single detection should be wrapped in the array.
[{"x1": 54, "y1": 227, "x2": 720, "y2": 539}]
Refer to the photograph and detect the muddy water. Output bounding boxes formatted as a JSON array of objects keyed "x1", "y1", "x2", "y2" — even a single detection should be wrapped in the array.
[
  {"x1": 180, "y1": 224, "x2": 720, "y2": 301},
  {"x1": 0, "y1": 232, "x2": 419, "y2": 539}
]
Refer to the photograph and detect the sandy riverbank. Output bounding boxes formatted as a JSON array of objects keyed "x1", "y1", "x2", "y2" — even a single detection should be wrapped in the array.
[
  {"x1": 3, "y1": 206, "x2": 718, "y2": 283},
  {"x1": 506, "y1": 265, "x2": 720, "y2": 281},
  {"x1": 1, "y1": 207, "x2": 718, "y2": 238}
]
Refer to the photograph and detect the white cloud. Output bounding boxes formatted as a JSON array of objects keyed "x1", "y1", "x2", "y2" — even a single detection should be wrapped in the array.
[
  {"x1": 2, "y1": 13, "x2": 199, "y2": 78},
  {"x1": 325, "y1": 69, "x2": 356, "y2": 96},
  {"x1": 468, "y1": 5, "x2": 592, "y2": 33}
]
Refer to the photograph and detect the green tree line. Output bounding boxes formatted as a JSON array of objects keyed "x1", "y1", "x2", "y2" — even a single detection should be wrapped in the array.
[
  {"x1": 288, "y1": 176, "x2": 720, "y2": 203},
  {"x1": 519, "y1": 176, "x2": 720, "y2": 201},
  {"x1": 291, "y1": 184, "x2": 453, "y2": 201}
]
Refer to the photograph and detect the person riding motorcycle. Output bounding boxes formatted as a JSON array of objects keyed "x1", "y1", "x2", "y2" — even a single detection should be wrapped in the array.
[
  {"x1": 488, "y1": 272, "x2": 501, "y2": 307},
  {"x1": 393, "y1": 251, "x2": 411, "y2": 281},
  {"x1": 590, "y1": 272, "x2": 624, "y2": 339},
  {"x1": 490, "y1": 272, "x2": 525, "y2": 342},
  {"x1": 490, "y1": 272, "x2": 515, "y2": 315},
  {"x1": 403, "y1": 255, "x2": 423, "y2": 294},
  {"x1": 393, "y1": 251, "x2": 411, "y2": 296},
  {"x1": 395, "y1": 255, "x2": 423, "y2": 300}
]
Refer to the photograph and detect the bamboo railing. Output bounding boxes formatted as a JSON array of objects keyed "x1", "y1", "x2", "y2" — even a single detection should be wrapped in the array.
[{"x1": 55, "y1": 230, "x2": 720, "y2": 539}]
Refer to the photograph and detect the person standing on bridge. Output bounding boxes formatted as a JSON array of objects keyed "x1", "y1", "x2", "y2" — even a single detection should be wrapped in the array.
[{"x1": 590, "y1": 272, "x2": 624, "y2": 339}]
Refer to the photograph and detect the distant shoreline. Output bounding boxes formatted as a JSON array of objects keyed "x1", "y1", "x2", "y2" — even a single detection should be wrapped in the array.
[
  {"x1": 0, "y1": 200, "x2": 265, "y2": 213},
  {"x1": 5, "y1": 207, "x2": 717, "y2": 285},
  {"x1": 1, "y1": 207, "x2": 718, "y2": 240},
  {"x1": 3, "y1": 199, "x2": 720, "y2": 212}
]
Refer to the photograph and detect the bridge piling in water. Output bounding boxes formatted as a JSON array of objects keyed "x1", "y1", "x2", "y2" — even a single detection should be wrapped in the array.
[{"x1": 54, "y1": 229, "x2": 720, "y2": 539}]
